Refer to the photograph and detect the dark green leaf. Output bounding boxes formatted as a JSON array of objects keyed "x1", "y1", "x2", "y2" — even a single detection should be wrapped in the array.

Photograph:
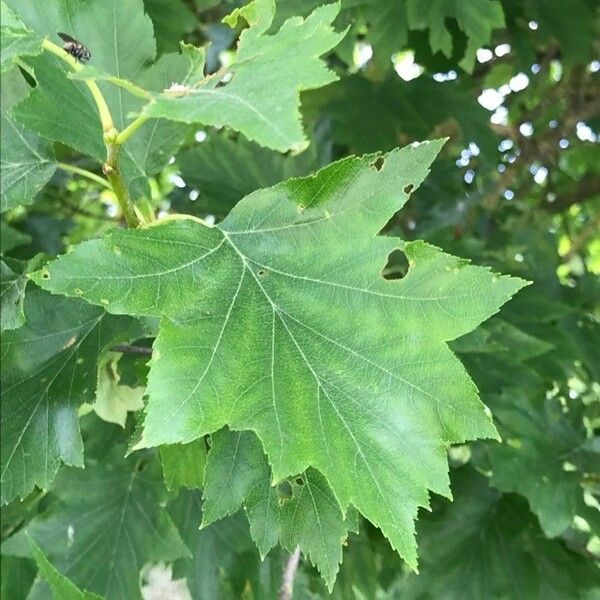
[
  {"x1": 0, "y1": 287, "x2": 145, "y2": 504},
  {"x1": 3, "y1": 449, "x2": 189, "y2": 600}
]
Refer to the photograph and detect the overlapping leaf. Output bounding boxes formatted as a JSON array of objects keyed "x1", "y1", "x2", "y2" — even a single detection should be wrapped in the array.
[
  {"x1": 202, "y1": 427, "x2": 358, "y2": 586},
  {"x1": 169, "y1": 491, "x2": 281, "y2": 599},
  {"x1": 29, "y1": 539, "x2": 103, "y2": 600},
  {"x1": 6, "y1": 0, "x2": 189, "y2": 200},
  {"x1": 0, "y1": 221, "x2": 31, "y2": 254},
  {"x1": 0, "y1": 258, "x2": 27, "y2": 330},
  {"x1": 0, "y1": 1, "x2": 42, "y2": 73},
  {"x1": 0, "y1": 68, "x2": 55, "y2": 212},
  {"x1": 66, "y1": 0, "x2": 344, "y2": 153},
  {"x1": 2, "y1": 446, "x2": 189, "y2": 600},
  {"x1": 304, "y1": 75, "x2": 498, "y2": 161},
  {"x1": 488, "y1": 391, "x2": 597, "y2": 538},
  {"x1": 175, "y1": 134, "x2": 319, "y2": 219},
  {"x1": 397, "y1": 467, "x2": 600, "y2": 599},
  {"x1": 0, "y1": 287, "x2": 144, "y2": 504},
  {"x1": 33, "y1": 141, "x2": 527, "y2": 568},
  {"x1": 271, "y1": 0, "x2": 504, "y2": 72}
]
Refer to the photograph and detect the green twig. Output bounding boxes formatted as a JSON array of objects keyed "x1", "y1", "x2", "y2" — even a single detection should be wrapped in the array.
[
  {"x1": 114, "y1": 115, "x2": 150, "y2": 145},
  {"x1": 41, "y1": 38, "x2": 140, "y2": 227},
  {"x1": 57, "y1": 162, "x2": 111, "y2": 189},
  {"x1": 41, "y1": 39, "x2": 114, "y2": 134}
]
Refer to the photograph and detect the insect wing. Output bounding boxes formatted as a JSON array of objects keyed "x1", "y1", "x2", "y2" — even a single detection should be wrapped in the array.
[{"x1": 57, "y1": 32, "x2": 79, "y2": 44}]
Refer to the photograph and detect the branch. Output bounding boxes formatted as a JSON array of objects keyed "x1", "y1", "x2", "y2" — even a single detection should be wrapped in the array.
[
  {"x1": 111, "y1": 344, "x2": 153, "y2": 355},
  {"x1": 545, "y1": 176, "x2": 600, "y2": 213},
  {"x1": 279, "y1": 546, "x2": 301, "y2": 600},
  {"x1": 41, "y1": 38, "x2": 141, "y2": 228},
  {"x1": 41, "y1": 39, "x2": 114, "y2": 133}
]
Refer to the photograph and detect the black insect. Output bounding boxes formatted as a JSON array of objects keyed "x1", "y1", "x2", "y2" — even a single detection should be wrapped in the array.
[{"x1": 57, "y1": 32, "x2": 91, "y2": 63}]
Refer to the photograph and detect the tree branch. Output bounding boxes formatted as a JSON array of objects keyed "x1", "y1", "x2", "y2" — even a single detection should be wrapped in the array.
[
  {"x1": 279, "y1": 546, "x2": 301, "y2": 600},
  {"x1": 545, "y1": 176, "x2": 600, "y2": 213},
  {"x1": 111, "y1": 344, "x2": 153, "y2": 355}
]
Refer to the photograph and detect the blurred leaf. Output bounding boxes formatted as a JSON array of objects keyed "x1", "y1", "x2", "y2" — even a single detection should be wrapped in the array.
[
  {"x1": 175, "y1": 133, "x2": 319, "y2": 219},
  {"x1": 397, "y1": 467, "x2": 600, "y2": 599},
  {"x1": 29, "y1": 538, "x2": 103, "y2": 599}
]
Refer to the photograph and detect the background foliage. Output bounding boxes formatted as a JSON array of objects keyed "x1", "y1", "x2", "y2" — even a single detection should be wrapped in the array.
[{"x1": 1, "y1": 0, "x2": 599, "y2": 598}]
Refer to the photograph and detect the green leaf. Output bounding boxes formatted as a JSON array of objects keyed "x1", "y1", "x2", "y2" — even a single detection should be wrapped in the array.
[
  {"x1": 0, "y1": 286, "x2": 144, "y2": 504},
  {"x1": 93, "y1": 351, "x2": 145, "y2": 427},
  {"x1": 29, "y1": 538, "x2": 103, "y2": 600},
  {"x1": 487, "y1": 391, "x2": 596, "y2": 538},
  {"x1": 160, "y1": 439, "x2": 207, "y2": 492},
  {"x1": 0, "y1": 221, "x2": 31, "y2": 254},
  {"x1": 0, "y1": 258, "x2": 27, "y2": 330},
  {"x1": 406, "y1": 0, "x2": 505, "y2": 72},
  {"x1": 0, "y1": 1, "x2": 42, "y2": 73},
  {"x1": 0, "y1": 555, "x2": 36, "y2": 600},
  {"x1": 175, "y1": 133, "x2": 319, "y2": 220},
  {"x1": 6, "y1": 0, "x2": 189, "y2": 200},
  {"x1": 33, "y1": 141, "x2": 527, "y2": 570},
  {"x1": 139, "y1": 0, "x2": 345, "y2": 152},
  {"x1": 3, "y1": 448, "x2": 190, "y2": 600},
  {"x1": 169, "y1": 490, "x2": 280, "y2": 599},
  {"x1": 398, "y1": 467, "x2": 600, "y2": 599},
  {"x1": 1, "y1": 67, "x2": 56, "y2": 212},
  {"x1": 202, "y1": 427, "x2": 357, "y2": 586},
  {"x1": 143, "y1": 0, "x2": 195, "y2": 54}
]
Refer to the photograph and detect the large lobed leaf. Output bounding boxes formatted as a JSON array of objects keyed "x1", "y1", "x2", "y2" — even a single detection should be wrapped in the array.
[{"x1": 32, "y1": 141, "x2": 527, "y2": 569}]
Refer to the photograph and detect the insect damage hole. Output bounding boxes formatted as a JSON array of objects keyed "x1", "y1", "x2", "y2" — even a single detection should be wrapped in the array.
[
  {"x1": 404, "y1": 183, "x2": 414, "y2": 194},
  {"x1": 257, "y1": 269, "x2": 267, "y2": 278},
  {"x1": 373, "y1": 156, "x2": 385, "y2": 171},
  {"x1": 382, "y1": 249, "x2": 409, "y2": 280}
]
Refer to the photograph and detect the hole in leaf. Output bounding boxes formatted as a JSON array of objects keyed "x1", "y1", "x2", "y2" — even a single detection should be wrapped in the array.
[
  {"x1": 277, "y1": 481, "x2": 293, "y2": 500},
  {"x1": 257, "y1": 269, "x2": 267, "y2": 277},
  {"x1": 374, "y1": 156, "x2": 385, "y2": 171},
  {"x1": 295, "y1": 477, "x2": 304, "y2": 486},
  {"x1": 41, "y1": 271, "x2": 50, "y2": 279},
  {"x1": 404, "y1": 183, "x2": 414, "y2": 194},
  {"x1": 382, "y1": 249, "x2": 409, "y2": 280}
]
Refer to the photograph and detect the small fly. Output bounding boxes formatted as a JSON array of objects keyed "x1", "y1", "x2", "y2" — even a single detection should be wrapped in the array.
[{"x1": 57, "y1": 32, "x2": 91, "y2": 63}]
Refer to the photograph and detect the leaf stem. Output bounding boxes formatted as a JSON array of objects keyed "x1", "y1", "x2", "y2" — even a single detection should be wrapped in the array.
[
  {"x1": 115, "y1": 116, "x2": 150, "y2": 145},
  {"x1": 56, "y1": 162, "x2": 111, "y2": 189},
  {"x1": 41, "y1": 39, "x2": 114, "y2": 134},
  {"x1": 41, "y1": 38, "x2": 141, "y2": 227}
]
